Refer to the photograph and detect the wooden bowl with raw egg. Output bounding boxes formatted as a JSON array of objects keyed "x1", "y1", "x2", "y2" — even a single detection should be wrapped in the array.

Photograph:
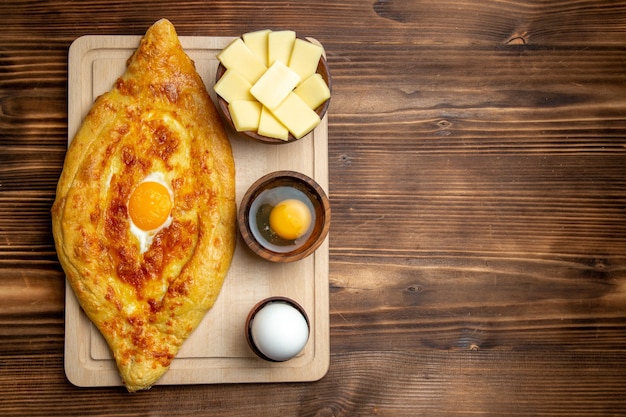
[
  {"x1": 238, "y1": 171, "x2": 330, "y2": 262},
  {"x1": 214, "y1": 30, "x2": 331, "y2": 144}
]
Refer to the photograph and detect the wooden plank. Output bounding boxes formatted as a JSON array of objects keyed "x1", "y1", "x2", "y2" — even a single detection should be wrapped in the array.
[{"x1": 64, "y1": 34, "x2": 329, "y2": 387}]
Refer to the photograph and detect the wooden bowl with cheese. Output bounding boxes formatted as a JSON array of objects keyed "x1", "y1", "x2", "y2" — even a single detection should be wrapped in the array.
[{"x1": 214, "y1": 30, "x2": 331, "y2": 144}]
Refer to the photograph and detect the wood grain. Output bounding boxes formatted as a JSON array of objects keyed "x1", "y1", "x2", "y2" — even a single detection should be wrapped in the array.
[{"x1": 0, "y1": 0, "x2": 625, "y2": 415}]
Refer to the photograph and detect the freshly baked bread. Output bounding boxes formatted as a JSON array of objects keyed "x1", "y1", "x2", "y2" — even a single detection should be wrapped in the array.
[{"x1": 52, "y1": 19, "x2": 236, "y2": 392}]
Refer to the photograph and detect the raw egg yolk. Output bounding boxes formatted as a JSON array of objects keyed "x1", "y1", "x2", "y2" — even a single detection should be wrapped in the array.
[
  {"x1": 128, "y1": 181, "x2": 172, "y2": 231},
  {"x1": 269, "y1": 199, "x2": 312, "y2": 240}
]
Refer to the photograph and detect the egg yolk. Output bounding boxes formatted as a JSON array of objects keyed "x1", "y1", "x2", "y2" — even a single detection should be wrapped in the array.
[
  {"x1": 269, "y1": 199, "x2": 312, "y2": 240},
  {"x1": 128, "y1": 181, "x2": 172, "y2": 231}
]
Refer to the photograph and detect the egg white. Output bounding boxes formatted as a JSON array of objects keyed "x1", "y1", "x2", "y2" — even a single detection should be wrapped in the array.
[{"x1": 128, "y1": 172, "x2": 174, "y2": 254}]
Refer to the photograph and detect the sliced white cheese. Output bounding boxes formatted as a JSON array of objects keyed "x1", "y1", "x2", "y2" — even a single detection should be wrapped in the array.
[
  {"x1": 214, "y1": 69, "x2": 255, "y2": 103},
  {"x1": 250, "y1": 60, "x2": 300, "y2": 110},
  {"x1": 271, "y1": 92, "x2": 321, "y2": 139},
  {"x1": 258, "y1": 106, "x2": 289, "y2": 141},
  {"x1": 218, "y1": 30, "x2": 331, "y2": 140},
  {"x1": 243, "y1": 29, "x2": 270, "y2": 66},
  {"x1": 228, "y1": 100, "x2": 262, "y2": 132},
  {"x1": 268, "y1": 30, "x2": 296, "y2": 65},
  {"x1": 289, "y1": 38, "x2": 323, "y2": 83},
  {"x1": 217, "y1": 38, "x2": 267, "y2": 84},
  {"x1": 294, "y1": 73, "x2": 331, "y2": 110}
]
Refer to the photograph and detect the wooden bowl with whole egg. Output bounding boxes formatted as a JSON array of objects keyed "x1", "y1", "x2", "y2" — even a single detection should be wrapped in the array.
[{"x1": 245, "y1": 296, "x2": 310, "y2": 362}]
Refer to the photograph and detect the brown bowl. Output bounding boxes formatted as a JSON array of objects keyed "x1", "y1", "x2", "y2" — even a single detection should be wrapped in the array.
[
  {"x1": 238, "y1": 171, "x2": 330, "y2": 262},
  {"x1": 245, "y1": 296, "x2": 310, "y2": 362},
  {"x1": 215, "y1": 40, "x2": 331, "y2": 144}
]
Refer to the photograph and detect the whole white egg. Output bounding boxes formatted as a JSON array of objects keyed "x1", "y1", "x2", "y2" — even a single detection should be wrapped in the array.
[{"x1": 250, "y1": 301, "x2": 309, "y2": 362}]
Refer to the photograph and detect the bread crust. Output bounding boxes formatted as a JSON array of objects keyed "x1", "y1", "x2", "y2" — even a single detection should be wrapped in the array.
[{"x1": 52, "y1": 19, "x2": 236, "y2": 392}]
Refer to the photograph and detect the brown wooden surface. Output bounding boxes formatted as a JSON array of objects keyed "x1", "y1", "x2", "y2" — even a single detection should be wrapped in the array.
[{"x1": 1, "y1": 0, "x2": 625, "y2": 415}]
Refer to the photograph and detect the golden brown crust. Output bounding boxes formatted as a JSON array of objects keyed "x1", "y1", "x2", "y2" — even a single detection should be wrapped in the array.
[{"x1": 51, "y1": 19, "x2": 236, "y2": 392}]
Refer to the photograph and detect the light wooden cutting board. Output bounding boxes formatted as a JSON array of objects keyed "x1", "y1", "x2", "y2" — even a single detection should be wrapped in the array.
[{"x1": 65, "y1": 34, "x2": 329, "y2": 387}]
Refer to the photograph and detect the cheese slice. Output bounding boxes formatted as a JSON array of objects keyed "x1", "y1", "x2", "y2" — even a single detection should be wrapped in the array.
[
  {"x1": 217, "y1": 38, "x2": 267, "y2": 84},
  {"x1": 294, "y1": 73, "x2": 331, "y2": 110},
  {"x1": 289, "y1": 38, "x2": 323, "y2": 83},
  {"x1": 228, "y1": 100, "x2": 262, "y2": 132},
  {"x1": 268, "y1": 30, "x2": 296, "y2": 65},
  {"x1": 250, "y1": 60, "x2": 300, "y2": 110},
  {"x1": 243, "y1": 29, "x2": 270, "y2": 66},
  {"x1": 271, "y1": 92, "x2": 321, "y2": 139},
  {"x1": 214, "y1": 69, "x2": 255, "y2": 103},
  {"x1": 258, "y1": 106, "x2": 289, "y2": 141}
]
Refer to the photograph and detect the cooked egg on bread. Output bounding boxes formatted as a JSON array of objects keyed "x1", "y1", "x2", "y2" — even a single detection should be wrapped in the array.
[{"x1": 127, "y1": 172, "x2": 174, "y2": 253}]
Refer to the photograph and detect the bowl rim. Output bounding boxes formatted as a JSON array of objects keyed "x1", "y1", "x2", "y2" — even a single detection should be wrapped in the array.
[
  {"x1": 238, "y1": 170, "x2": 331, "y2": 263},
  {"x1": 215, "y1": 38, "x2": 332, "y2": 144}
]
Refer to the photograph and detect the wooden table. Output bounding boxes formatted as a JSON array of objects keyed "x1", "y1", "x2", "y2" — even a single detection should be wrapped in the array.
[{"x1": 1, "y1": 1, "x2": 625, "y2": 415}]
